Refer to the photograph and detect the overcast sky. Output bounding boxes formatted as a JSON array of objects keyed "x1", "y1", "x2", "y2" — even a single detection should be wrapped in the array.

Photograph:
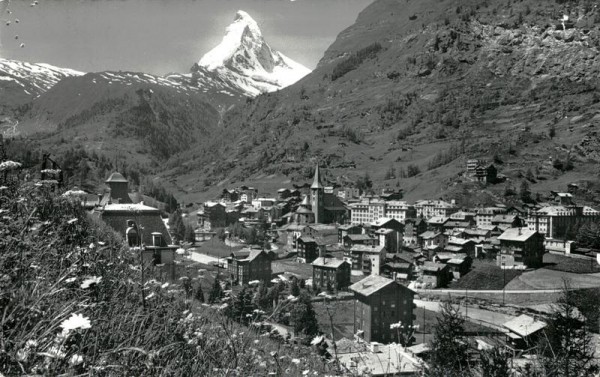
[{"x1": 0, "y1": 0, "x2": 372, "y2": 74}]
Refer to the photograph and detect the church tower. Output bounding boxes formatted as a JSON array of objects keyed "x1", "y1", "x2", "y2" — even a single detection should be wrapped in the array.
[{"x1": 310, "y1": 164, "x2": 325, "y2": 224}]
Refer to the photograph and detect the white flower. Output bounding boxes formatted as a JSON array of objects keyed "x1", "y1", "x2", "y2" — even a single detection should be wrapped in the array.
[
  {"x1": 65, "y1": 277, "x2": 76, "y2": 284},
  {"x1": 291, "y1": 358, "x2": 301, "y2": 365},
  {"x1": 69, "y1": 354, "x2": 83, "y2": 366},
  {"x1": 0, "y1": 160, "x2": 21, "y2": 171},
  {"x1": 145, "y1": 292, "x2": 156, "y2": 300},
  {"x1": 60, "y1": 313, "x2": 91, "y2": 333},
  {"x1": 89, "y1": 243, "x2": 96, "y2": 249},
  {"x1": 40, "y1": 168, "x2": 61, "y2": 175},
  {"x1": 66, "y1": 218, "x2": 78, "y2": 225},
  {"x1": 80, "y1": 276, "x2": 102, "y2": 289},
  {"x1": 161, "y1": 282, "x2": 169, "y2": 289},
  {"x1": 303, "y1": 370, "x2": 310, "y2": 375}
]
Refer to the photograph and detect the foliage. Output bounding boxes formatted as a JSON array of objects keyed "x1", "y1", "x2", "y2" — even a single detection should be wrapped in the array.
[
  {"x1": 0, "y1": 178, "x2": 330, "y2": 375},
  {"x1": 538, "y1": 283, "x2": 599, "y2": 376},
  {"x1": 168, "y1": 209, "x2": 186, "y2": 243},
  {"x1": 576, "y1": 222, "x2": 600, "y2": 249},
  {"x1": 290, "y1": 293, "x2": 320, "y2": 339},
  {"x1": 227, "y1": 286, "x2": 255, "y2": 325},
  {"x1": 331, "y1": 43, "x2": 383, "y2": 81},
  {"x1": 426, "y1": 301, "x2": 471, "y2": 376},
  {"x1": 208, "y1": 274, "x2": 224, "y2": 304},
  {"x1": 355, "y1": 172, "x2": 373, "y2": 193},
  {"x1": 479, "y1": 347, "x2": 512, "y2": 377}
]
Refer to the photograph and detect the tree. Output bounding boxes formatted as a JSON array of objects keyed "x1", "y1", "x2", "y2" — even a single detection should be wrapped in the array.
[
  {"x1": 228, "y1": 286, "x2": 255, "y2": 325},
  {"x1": 539, "y1": 282, "x2": 599, "y2": 377},
  {"x1": 184, "y1": 223, "x2": 196, "y2": 245},
  {"x1": 290, "y1": 293, "x2": 319, "y2": 339},
  {"x1": 576, "y1": 222, "x2": 600, "y2": 249},
  {"x1": 168, "y1": 209, "x2": 185, "y2": 243},
  {"x1": 426, "y1": 301, "x2": 470, "y2": 376},
  {"x1": 479, "y1": 347, "x2": 511, "y2": 377},
  {"x1": 290, "y1": 278, "x2": 301, "y2": 297},
  {"x1": 194, "y1": 284, "x2": 205, "y2": 303},
  {"x1": 519, "y1": 180, "x2": 531, "y2": 203},
  {"x1": 208, "y1": 275, "x2": 223, "y2": 304},
  {"x1": 254, "y1": 282, "x2": 271, "y2": 311},
  {"x1": 549, "y1": 124, "x2": 556, "y2": 139}
]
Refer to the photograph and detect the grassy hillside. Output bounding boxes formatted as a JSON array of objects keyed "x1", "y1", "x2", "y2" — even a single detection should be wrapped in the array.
[
  {"x1": 162, "y1": 0, "x2": 600, "y2": 205},
  {"x1": 0, "y1": 175, "x2": 330, "y2": 375}
]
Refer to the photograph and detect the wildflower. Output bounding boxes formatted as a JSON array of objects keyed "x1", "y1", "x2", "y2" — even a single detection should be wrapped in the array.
[
  {"x1": 270, "y1": 351, "x2": 278, "y2": 358},
  {"x1": 303, "y1": 371, "x2": 310, "y2": 375},
  {"x1": 80, "y1": 276, "x2": 102, "y2": 289},
  {"x1": 66, "y1": 218, "x2": 78, "y2": 225},
  {"x1": 0, "y1": 186, "x2": 7, "y2": 191},
  {"x1": 98, "y1": 241, "x2": 106, "y2": 246},
  {"x1": 390, "y1": 321, "x2": 402, "y2": 330},
  {"x1": 254, "y1": 339, "x2": 260, "y2": 344},
  {"x1": 89, "y1": 242, "x2": 96, "y2": 249},
  {"x1": 69, "y1": 354, "x2": 84, "y2": 366},
  {"x1": 64, "y1": 277, "x2": 76, "y2": 284},
  {"x1": 145, "y1": 292, "x2": 156, "y2": 300},
  {"x1": 291, "y1": 358, "x2": 301, "y2": 365},
  {"x1": 0, "y1": 160, "x2": 21, "y2": 171},
  {"x1": 60, "y1": 313, "x2": 91, "y2": 333},
  {"x1": 311, "y1": 335, "x2": 324, "y2": 345},
  {"x1": 40, "y1": 168, "x2": 61, "y2": 175}
]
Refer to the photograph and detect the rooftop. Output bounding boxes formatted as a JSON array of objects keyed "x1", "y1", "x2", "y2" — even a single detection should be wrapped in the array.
[
  {"x1": 349, "y1": 275, "x2": 395, "y2": 296},
  {"x1": 503, "y1": 314, "x2": 547, "y2": 337},
  {"x1": 350, "y1": 244, "x2": 385, "y2": 253},
  {"x1": 312, "y1": 257, "x2": 347, "y2": 268},
  {"x1": 105, "y1": 172, "x2": 128, "y2": 183},
  {"x1": 102, "y1": 203, "x2": 159, "y2": 212},
  {"x1": 498, "y1": 228, "x2": 539, "y2": 242}
]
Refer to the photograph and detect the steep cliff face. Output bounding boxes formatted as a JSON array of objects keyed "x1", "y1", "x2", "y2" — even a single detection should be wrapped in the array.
[{"x1": 165, "y1": 0, "x2": 600, "y2": 204}]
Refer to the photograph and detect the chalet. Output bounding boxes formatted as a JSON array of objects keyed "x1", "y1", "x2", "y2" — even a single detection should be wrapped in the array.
[
  {"x1": 462, "y1": 228, "x2": 492, "y2": 242},
  {"x1": 343, "y1": 234, "x2": 378, "y2": 249},
  {"x1": 374, "y1": 228, "x2": 401, "y2": 254},
  {"x1": 474, "y1": 163, "x2": 497, "y2": 184},
  {"x1": 350, "y1": 275, "x2": 416, "y2": 344},
  {"x1": 445, "y1": 238, "x2": 476, "y2": 257},
  {"x1": 446, "y1": 257, "x2": 472, "y2": 279},
  {"x1": 100, "y1": 203, "x2": 172, "y2": 246},
  {"x1": 381, "y1": 258, "x2": 414, "y2": 282},
  {"x1": 226, "y1": 249, "x2": 272, "y2": 286},
  {"x1": 420, "y1": 231, "x2": 447, "y2": 250},
  {"x1": 338, "y1": 224, "x2": 363, "y2": 244},
  {"x1": 312, "y1": 257, "x2": 351, "y2": 291},
  {"x1": 503, "y1": 314, "x2": 547, "y2": 350},
  {"x1": 443, "y1": 220, "x2": 474, "y2": 231},
  {"x1": 421, "y1": 262, "x2": 451, "y2": 288},
  {"x1": 200, "y1": 202, "x2": 227, "y2": 230},
  {"x1": 427, "y1": 216, "x2": 449, "y2": 232},
  {"x1": 449, "y1": 211, "x2": 476, "y2": 222},
  {"x1": 491, "y1": 214, "x2": 522, "y2": 230},
  {"x1": 403, "y1": 218, "x2": 427, "y2": 246},
  {"x1": 296, "y1": 236, "x2": 320, "y2": 263},
  {"x1": 349, "y1": 245, "x2": 386, "y2": 275},
  {"x1": 497, "y1": 228, "x2": 545, "y2": 269}
]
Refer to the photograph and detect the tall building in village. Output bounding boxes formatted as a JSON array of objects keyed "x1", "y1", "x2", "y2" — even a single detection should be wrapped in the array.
[{"x1": 310, "y1": 165, "x2": 325, "y2": 224}]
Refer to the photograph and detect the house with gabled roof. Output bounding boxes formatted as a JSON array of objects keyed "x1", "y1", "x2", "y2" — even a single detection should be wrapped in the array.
[
  {"x1": 226, "y1": 249, "x2": 272, "y2": 286},
  {"x1": 503, "y1": 314, "x2": 547, "y2": 350},
  {"x1": 350, "y1": 275, "x2": 416, "y2": 344},
  {"x1": 349, "y1": 245, "x2": 386, "y2": 276},
  {"x1": 312, "y1": 257, "x2": 351, "y2": 291},
  {"x1": 497, "y1": 228, "x2": 545, "y2": 269},
  {"x1": 421, "y1": 262, "x2": 451, "y2": 288}
]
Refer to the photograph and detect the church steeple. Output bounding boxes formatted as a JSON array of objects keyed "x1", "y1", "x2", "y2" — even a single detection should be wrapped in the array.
[
  {"x1": 310, "y1": 164, "x2": 325, "y2": 224},
  {"x1": 311, "y1": 164, "x2": 323, "y2": 190}
]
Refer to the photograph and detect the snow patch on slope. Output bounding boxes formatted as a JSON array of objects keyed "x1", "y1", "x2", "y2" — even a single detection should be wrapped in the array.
[{"x1": 0, "y1": 58, "x2": 83, "y2": 97}]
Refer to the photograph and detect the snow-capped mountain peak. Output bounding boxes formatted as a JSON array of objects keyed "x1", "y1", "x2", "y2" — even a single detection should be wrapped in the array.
[{"x1": 197, "y1": 10, "x2": 311, "y2": 96}]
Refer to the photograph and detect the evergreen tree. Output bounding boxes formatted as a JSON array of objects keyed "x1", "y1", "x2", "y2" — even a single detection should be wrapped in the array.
[
  {"x1": 549, "y1": 124, "x2": 556, "y2": 139},
  {"x1": 519, "y1": 180, "x2": 531, "y2": 203},
  {"x1": 290, "y1": 278, "x2": 301, "y2": 297},
  {"x1": 479, "y1": 347, "x2": 511, "y2": 377},
  {"x1": 254, "y1": 282, "x2": 271, "y2": 310},
  {"x1": 168, "y1": 209, "x2": 185, "y2": 243},
  {"x1": 576, "y1": 222, "x2": 600, "y2": 249},
  {"x1": 539, "y1": 284, "x2": 599, "y2": 376},
  {"x1": 290, "y1": 293, "x2": 319, "y2": 338},
  {"x1": 208, "y1": 275, "x2": 223, "y2": 304},
  {"x1": 194, "y1": 284, "x2": 205, "y2": 303},
  {"x1": 229, "y1": 286, "x2": 255, "y2": 325},
  {"x1": 184, "y1": 223, "x2": 196, "y2": 244},
  {"x1": 426, "y1": 301, "x2": 470, "y2": 376}
]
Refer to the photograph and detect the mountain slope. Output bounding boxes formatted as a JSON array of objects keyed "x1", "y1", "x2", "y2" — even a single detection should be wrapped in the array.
[
  {"x1": 164, "y1": 0, "x2": 600, "y2": 205},
  {"x1": 195, "y1": 10, "x2": 311, "y2": 96},
  {"x1": 0, "y1": 58, "x2": 83, "y2": 112},
  {"x1": 19, "y1": 71, "x2": 222, "y2": 166}
]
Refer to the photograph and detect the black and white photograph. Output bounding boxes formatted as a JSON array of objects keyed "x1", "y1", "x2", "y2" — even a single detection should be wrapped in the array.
[{"x1": 1, "y1": 0, "x2": 600, "y2": 375}]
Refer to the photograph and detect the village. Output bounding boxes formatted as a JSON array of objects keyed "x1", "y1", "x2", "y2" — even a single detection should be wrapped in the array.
[{"x1": 79, "y1": 158, "x2": 600, "y2": 376}]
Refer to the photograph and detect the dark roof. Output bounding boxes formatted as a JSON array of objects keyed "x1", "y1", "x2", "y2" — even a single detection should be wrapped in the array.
[
  {"x1": 105, "y1": 172, "x2": 128, "y2": 183},
  {"x1": 311, "y1": 165, "x2": 324, "y2": 190},
  {"x1": 99, "y1": 206, "x2": 171, "y2": 245},
  {"x1": 312, "y1": 257, "x2": 347, "y2": 268}
]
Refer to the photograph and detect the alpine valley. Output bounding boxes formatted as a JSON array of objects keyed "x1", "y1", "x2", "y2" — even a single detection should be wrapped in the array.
[{"x1": 6, "y1": 0, "x2": 600, "y2": 206}]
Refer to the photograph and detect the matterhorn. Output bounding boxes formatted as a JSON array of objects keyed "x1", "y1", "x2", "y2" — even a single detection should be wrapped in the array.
[{"x1": 194, "y1": 10, "x2": 311, "y2": 97}]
